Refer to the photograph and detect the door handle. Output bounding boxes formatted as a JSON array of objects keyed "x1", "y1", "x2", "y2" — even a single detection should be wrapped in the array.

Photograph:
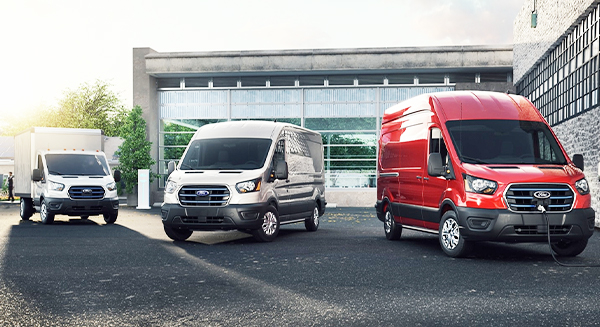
[
  {"x1": 423, "y1": 177, "x2": 429, "y2": 181},
  {"x1": 416, "y1": 176, "x2": 422, "y2": 180}
]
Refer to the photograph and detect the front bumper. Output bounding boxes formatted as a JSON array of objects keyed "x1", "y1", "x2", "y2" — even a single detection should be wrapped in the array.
[
  {"x1": 44, "y1": 197, "x2": 119, "y2": 216},
  {"x1": 161, "y1": 203, "x2": 269, "y2": 231},
  {"x1": 456, "y1": 207, "x2": 595, "y2": 243}
]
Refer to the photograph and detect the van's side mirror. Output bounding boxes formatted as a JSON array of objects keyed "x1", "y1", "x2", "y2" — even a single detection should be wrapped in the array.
[
  {"x1": 428, "y1": 153, "x2": 446, "y2": 177},
  {"x1": 168, "y1": 161, "x2": 177, "y2": 176},
  {"x1": 275, "y1": 161, "x2": 288, "y2": 180},
  {"x1": 113, "y1": 170, "x2": 121, "y2": 183},
  {"x1": 573, "y1": 154, "x2": 584, "y2": 171},
  {"x1": 32, "y1": 169, "x2": 43, "y2": 182}
]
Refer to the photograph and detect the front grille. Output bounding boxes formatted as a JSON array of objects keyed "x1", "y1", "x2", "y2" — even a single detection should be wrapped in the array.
[
  {"x1": 180, "y1": 216, "x2": 225, "y2": 224},
  {"x1": 505, "y1": 184, "x2": 574, "y2": 213},
  {"x1": 514, "y1": 225, "x2": 572, "y2": 235},
  {"x1": 69, "y1": 186, "x2": 105, "y2": 200},
  {"x1": 178, "y1": 185, "x2": 230, "y2": 207}
]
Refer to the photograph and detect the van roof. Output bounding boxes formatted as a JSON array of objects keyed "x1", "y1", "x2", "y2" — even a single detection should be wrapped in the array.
[
  {"x1": 192, "y1": 121, "x2": 317, "y2": 140},
  {"x1": 382, "y1": 91, "x2": 543, "y2": 124}
]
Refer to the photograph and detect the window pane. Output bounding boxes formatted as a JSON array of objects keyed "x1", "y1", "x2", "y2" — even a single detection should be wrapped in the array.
[{"x1": 305, "y1": 117, "x2": 377, "y2": 131}]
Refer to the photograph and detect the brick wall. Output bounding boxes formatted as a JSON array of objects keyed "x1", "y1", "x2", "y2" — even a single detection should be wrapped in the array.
[
  {"x1": 513, "y1": 0, "x2": 597, "y2": 83},
  {"x1": 552, "y1": 108, "x2": 600, "y2": 226}
]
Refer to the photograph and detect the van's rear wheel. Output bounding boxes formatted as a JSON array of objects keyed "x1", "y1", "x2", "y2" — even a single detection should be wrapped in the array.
[
  {"x1": 305, "y1": 205, "x2": 320, "y2": 232},
  {"x1": 40, "y1": 199, "x2": 55, "y2": 225},
  {"x1": 439, "y1": 211, "x2": 471, "y2": 257},
  {"x1": 551, "y1": 239, "x2": 588, "y2": 257},
  {"x1": 384, "y1": 205, "x2": 402, "y2": 240},
  {"x1": 164, "y1": 225, "x2": 193, "y2": 241},
  {"x1": 252, "y1": 205, "x2": 280, "y2": 242},
  {"x1": 20, "y1": 198, "x2": 34, "y2": 220}
]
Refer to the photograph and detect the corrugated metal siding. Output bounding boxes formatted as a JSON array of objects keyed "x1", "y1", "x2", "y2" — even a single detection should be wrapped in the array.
[
  {"x1": 160, "y1": 105, "x2": 228, "y2": 119},
  {"x1": 305, "y1": 103, "x2": 377, "y2": 117},
  {"x1": 231, "y1": 104, "x2": 302, "y2": 118},
  {"x1": 304, "y1": 88, "x2": 377, "y2": 103},
  {"x1": 231, "y1": 89, "x2": 301, "y2": 103}
]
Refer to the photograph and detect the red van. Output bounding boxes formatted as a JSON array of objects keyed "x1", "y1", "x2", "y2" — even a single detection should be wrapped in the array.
[{"x1": 376, "y1": 91, "x2": 595, "y2": 257}]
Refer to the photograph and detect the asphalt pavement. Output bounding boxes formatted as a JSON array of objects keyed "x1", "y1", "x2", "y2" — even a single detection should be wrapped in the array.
[{"x1": 1, "y1": 203, "x2": 600, "y2": 326}]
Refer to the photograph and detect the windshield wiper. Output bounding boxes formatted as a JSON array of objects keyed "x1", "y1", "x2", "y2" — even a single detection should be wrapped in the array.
[
  {"x1": 48, "y1": 170, "x2": 64, "y2": 175},
  {"x1": 461, "y1": 156, "x2": 489, "y2": 164},
  {"x1": 180, "y1": 163, "x2": 194, "y2": 170}
]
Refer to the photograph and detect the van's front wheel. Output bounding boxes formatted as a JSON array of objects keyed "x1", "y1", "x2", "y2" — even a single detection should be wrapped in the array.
[
  {"x1": 164, "y1": 225, "x2": 193, "y2": 241},
  {"x1": 551, "y1": 239, "x2": 588, "y2": 257},
  {"x1": 439, "y1": 211, "x2": 471, "y2": 257},
  {"x1": 40, "y1": 199, "x2": 55, "y2": 225},
  {"x1": 103, "y1": 213, "x2": 118, "y2": 224},
  {"x1": 252, "y1": 206, "x2": 280, "y2": 242}
]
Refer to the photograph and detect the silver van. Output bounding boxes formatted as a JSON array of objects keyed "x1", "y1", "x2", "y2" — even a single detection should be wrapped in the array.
[{"x1": 161, "y1": 121, "x2": 326, "y2": 242}]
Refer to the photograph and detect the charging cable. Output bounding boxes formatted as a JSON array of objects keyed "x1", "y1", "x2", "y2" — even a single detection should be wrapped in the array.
[{"x1": 537, "y1": 204, "x2": 600, "y2": 267}]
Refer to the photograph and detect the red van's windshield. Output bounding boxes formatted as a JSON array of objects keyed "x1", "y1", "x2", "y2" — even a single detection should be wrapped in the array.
[{"x1": 446, "y1": 120, "x2": 567, "y2": 165}]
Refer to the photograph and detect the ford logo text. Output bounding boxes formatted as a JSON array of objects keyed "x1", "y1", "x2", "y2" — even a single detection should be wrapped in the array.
[
  {"x1": 533, "y1": 190, "x2": 551, "y2": 199},
  {"x1": 196, "y1": 190, "x2": 210, "y2": 197}
]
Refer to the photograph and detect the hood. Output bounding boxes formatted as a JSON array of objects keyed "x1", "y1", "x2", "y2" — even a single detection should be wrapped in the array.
[
  {"x1": 168, "y1": 169, "x2": 264, "y2": 186},
  {"x1": 462, "y1": 163, "x2": 585, "y2": 185}
]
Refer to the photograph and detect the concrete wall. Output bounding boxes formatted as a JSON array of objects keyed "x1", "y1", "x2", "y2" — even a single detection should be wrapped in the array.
[
  {"x1": 145, "y1": 46, "x2": 513, "y2": 76},
  {"x1": 513, "y1": 0, "x2": 598, "y2": 83},
  {"x1": 133, "y1": 48, "x2": 161, "y2": 202}
]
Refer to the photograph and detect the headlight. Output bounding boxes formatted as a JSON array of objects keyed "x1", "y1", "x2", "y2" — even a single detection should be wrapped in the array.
[
  {"x1": 106, "y1": 182, "x2": 117, "y2": 191},
  {"x1": 575, "y1": 178, "x2": 589, "y2": 195},
  {"x1": 464, "y1": 175, "x2": 497, "y2": 195},
  {"x1": 165, "y1": 180, "x2": 178, "y2": 194},
  {"x1": 48, "y1": 180, "x2": 65, "y2": 192},
  {"x1": 236, "y1": 178, "x2": 261, "y2": 193}
]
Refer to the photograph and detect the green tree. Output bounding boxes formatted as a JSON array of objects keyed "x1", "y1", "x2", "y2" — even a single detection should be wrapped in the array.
[
  {"x1": 115, "y1": 106, "x2": 157, "y2": 193},
  {"x1": 55, "y1": 80, "x2": 128, "y2": 136},
  {"x1": 0, "y1": 80, "x2": 128, "y2": 136}
]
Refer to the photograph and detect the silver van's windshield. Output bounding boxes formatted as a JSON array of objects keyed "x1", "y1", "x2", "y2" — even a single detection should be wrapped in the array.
[
  {"x1": 180, "y1": 138, "x2": 272, "y2": 170},
  {"x1": 45, "y1": 154, "x2": 111, "y2": 176},
  {"x1": 446, "y1": 120, "x2": 567, "y2": 165}
]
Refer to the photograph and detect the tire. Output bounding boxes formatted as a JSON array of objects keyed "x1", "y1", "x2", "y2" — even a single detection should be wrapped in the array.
[
  {"x1": 439, "y1": 211, "x2": 471, "y2": 257},
  {"x1": 384, "y1": 205, "x2": 402, "y2": 240},
  {"x1": 252, "y1": 205, "x2": 280, "y2": 242},
  {"x1": 305, "y1": 205, "x2": 320, "y2": 232},
  {"x1": 164, "y1": 225, "x2": 193, "y2": 241},
  {"x1": 20, "y1": 198, "x2": 34, "y2": 220},
  {"x1": 551, "y1": 238, "x2": 588, "y2": 257},
  {"x1": 103, "y1": 213, "x2": 118, "y2": 224},
  {"x1": 40, "y1": 199, "x2": 55, "y2": 225}
]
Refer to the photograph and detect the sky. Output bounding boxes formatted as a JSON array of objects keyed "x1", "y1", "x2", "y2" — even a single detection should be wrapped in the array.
[{"x1": 0, "y1": 0, "x2": 525, "y2": 119}]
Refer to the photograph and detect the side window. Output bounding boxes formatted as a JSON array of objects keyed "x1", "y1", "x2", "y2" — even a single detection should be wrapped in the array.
[
  {"x1": 429, "y1": 128, "x2": 448, "y2": 164},
  {"x1": 273, "y1": 139, "x2": 285, "y2": 163},
  {"x1": 536, "y1": 131, "x2": 558, "y2": 162}
]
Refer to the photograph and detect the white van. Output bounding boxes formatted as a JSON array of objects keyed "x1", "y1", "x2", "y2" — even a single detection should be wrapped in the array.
[{"x1": 161, "y1": 121, "x2": 326, "y2": 242}]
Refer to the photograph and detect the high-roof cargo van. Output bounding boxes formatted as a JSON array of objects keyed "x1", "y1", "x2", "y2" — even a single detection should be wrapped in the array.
[
  {"x1": 162, "y1": 121, "x2": 326, "y2": 242},
  {"x1": 376, "y1": 91, "x2": 595, "y2": 257}
]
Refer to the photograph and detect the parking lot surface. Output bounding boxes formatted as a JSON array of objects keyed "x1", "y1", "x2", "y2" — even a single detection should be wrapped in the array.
[{"x1": 1, "y1": 204, "x2": 600, "y2": 326}]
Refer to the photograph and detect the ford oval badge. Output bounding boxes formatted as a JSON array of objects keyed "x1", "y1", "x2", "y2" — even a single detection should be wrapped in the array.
[
  {"x1": 196, "y1": 190, "x2": 210, "y2": 197},
  {"x1": 533, "y1": 190, "x2": 551, "y2": 199}
]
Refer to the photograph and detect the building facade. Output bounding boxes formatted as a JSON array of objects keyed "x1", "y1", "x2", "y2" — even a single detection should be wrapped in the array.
[
  {"x1": 514, "y1": 0, "x2": 600, "y2": 226},
  {"x1": 133, "y1": 46, "x2": 514, "y2": 205}
]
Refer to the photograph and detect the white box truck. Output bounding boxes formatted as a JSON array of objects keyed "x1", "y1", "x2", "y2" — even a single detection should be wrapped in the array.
[{"x1": 14, "y1": 127, "x2": 121, "y2": 224}]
